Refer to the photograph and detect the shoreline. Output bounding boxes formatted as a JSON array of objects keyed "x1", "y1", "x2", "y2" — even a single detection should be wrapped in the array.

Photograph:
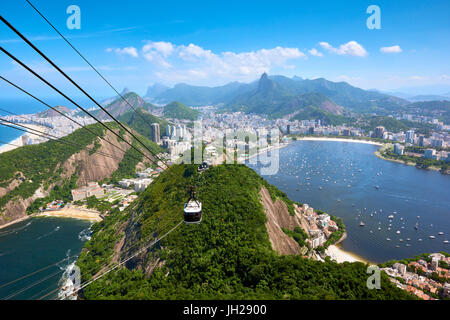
[
  {"x1": 0, "y1": 124, "x2": 50, "y2": 154},
  {"x1": 247, "y1": 142, "x2": 291, "y2": 161},
  {"x1": 296, "y1": 136, "x2": 384, "y2": 146},
  {"x1": 0, "y1": 214, "x2": 33, "y2": 231},
  {"x1": 35, "y1": 207, "x2": 102, "y2": 222},
  {"x1": 327, "y1": 244, "x2": 370, "y2": 264},
  {"x1": 0, "y1": 207, "x2": 101, "y2": 231},
  {"x1": 374, "y1": 150, "x2": 446, "y2": 174}
]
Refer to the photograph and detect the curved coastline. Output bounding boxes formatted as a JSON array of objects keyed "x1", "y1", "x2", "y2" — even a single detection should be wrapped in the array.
[
  {"x1": 0, "y1": 124, "x2": 51, "y2": 154},
  {"x1": 296, "y1": 136, "x2": 383, "y2": 146}
]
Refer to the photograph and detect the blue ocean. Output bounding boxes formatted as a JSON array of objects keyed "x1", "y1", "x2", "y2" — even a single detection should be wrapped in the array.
[{"x1": 0, "y1": 96, "x2": 102, "y2": 147}]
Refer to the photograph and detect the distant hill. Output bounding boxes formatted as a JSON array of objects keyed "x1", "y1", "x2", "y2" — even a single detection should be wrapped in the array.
[
  {"x1": 146, "y1": 74, "x2": 409, "y2": 116},
  {"x1": 151, "y1": 81, "x2": 255, "y2": 106},
  {"x1": 37, "y1": 106, "x2": 71, "y2": 118},
  {"x1": 163, "y1": 101, "x2": 199, "y2": 120},
  {"x1": 221, "y1": 73, "x2": 408, "y2": 116},
  {"x1": 118, "y1": 108, "x2": 169, "y2": 141},
  {"x1": 402, "y1": 100, "x2": 450, "y2": 124},
  {"x1": 408, "y1": 95, "x2": 450, "y2": 102},
  {"x1": 292, "y1": 105, "x2": 350, "y2": 125},
  {"x1": 92, "y1": 92, "x2": 158, "y2": 119},
  {"x1": 144, "y1": 83, "x2": 170, "y2": 102},
  {"x1": 223, "y1": 73, "x2": 344, "y2": 119}
]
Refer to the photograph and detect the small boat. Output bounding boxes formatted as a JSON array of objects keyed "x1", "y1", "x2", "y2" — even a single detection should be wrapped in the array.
[
  {"x1": 418, "y1": 239, "x2": 423, "y2": 242},
  {"x1": 438, "y1": 232, "x2": 444, "y2": 235},
  {"x1": 388, "y1": 215, "x2": 394, "y2": 219},
  {"x1": 386, "y1": 238, "x2": 391, "y2": 241},
  {"x1": 406, "y1": 238, "x2": 411, "y2": 241},
  {"x1": 399, "y1": 239, "x2": 403, "y2": 242},
  {"x1": 429, "y1": 235, "x2": 436, "y2": 239},
  {"x1": 406, "y1": 244, "x2": 411, "y2": 247},
  {"x1": 414, "y1": 222, "x2": 419, "y2": 230},
  {"x1": 396, "y1": 230, "x2": 401, "y2": 234},
  {"x1": 444, "y1": 240, "x2": 449, "y2": 244},
  {"x1": 375, "y1": 186, "x2": 379, "y2": 190},
  {"x1": 360, "y1": 221, "x2": 365, "y2": 226}
]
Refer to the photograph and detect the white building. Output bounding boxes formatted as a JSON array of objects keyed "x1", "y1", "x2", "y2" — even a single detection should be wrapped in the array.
[
  {"x1": 134, "y1": 179, "x2": 152, "y2": 192},
  {"x1": 394, "y1": 143, "x2": 404, "y2": 156}
]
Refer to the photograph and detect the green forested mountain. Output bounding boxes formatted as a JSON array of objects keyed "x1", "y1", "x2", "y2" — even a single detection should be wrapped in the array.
[
  {"x1": 76, "y1": 164, "x2": 414, "y2": 300},
  {"x1": 146, "y1": 74, "x2": 408, "y2": 116},
  {"x1": 359, "y1": 116, "x2": 438, "y2": 134},
  {"x1": 292, "y1": 105, "x2": 350, "y2": 125},
  {"x1": 163, "y1": 101, "x2": 199, "y2": 120},
  {"x1": 118, "y1": 107, "x2": 169, "y2": 140},
  {"x1": 402, "y1": 100, "x2": 450, "y2": 124}
]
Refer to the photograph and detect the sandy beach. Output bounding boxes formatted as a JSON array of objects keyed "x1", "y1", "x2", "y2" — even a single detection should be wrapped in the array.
[
  {"x1": 36, "y1": 207, "x2": 102, "y2": 222},
  {"x1": 0, "y1": 124, "x2": 50, "y2": 154},
  {"x1": 327, "y1": 245, "x2": 368, "y2": 264},
  {"x1": 297, "y1": 136, "x2": 384, "y2": 146}
]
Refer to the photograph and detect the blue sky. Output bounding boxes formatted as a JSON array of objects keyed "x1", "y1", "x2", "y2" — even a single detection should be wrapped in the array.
[{"x1": 0, "y1": 0, "x2": 449, "y2": 100}]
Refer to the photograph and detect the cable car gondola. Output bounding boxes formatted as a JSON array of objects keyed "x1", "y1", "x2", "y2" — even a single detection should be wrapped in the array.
[
  {"x1": 184, "y1": 186, "x2": 202, "y2": 224},
  {"x1": 197, "y1": 161, "x2": 209, "y2": 172}
]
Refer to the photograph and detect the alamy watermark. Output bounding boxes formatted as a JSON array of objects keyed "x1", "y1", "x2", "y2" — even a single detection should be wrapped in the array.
[
  {"x1": 366, "y1": 265, "x2": 381, "y2": 289},
  {"x1": 66, "y1": 5, "x2": 81, "y2": 30},
  {"x1": 366, "y1": 5, "x2": 381, "y2": 30},
  {"x1": 176, "y1": 120, "x2": 280, "y2": 176}
]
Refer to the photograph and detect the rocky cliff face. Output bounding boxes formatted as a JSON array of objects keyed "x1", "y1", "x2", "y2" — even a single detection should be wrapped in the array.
[{"x1": 259, "y1": 186, "x2": 302, "y2": 255}]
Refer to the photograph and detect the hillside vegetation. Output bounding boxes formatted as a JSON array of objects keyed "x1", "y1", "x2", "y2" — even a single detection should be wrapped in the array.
[
  {"x1": 76, "y1": 164, "x2": 414, "y2": 300},
  {"x1": 117, "y1": 107, "x2": 169, "y2": 141},
  {"x1": 163, "y1": 101, "x2": 199, "y2": 120}
]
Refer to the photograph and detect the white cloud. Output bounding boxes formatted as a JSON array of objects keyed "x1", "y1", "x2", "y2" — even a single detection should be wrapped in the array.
[
  {"x1": 106, "y1": 47, "x2": 139, "y2": 58},
  {"x1": 319, "y1": 41, "x2": 368, "y2": 57},
  {"x1": 308, "y1": 48, "x2": 323, "y2": 57},
  {"x1": 380, "y1": 45, "x2": 402, "y2": 53},
  {"x1": 136, "y1": 41, "x2": 306, "y2": 83},
  {"x1": 408, "y1": 75, "x2": 424, "y2": 80},
  {"x1": 143, "y1": 41, "x2": 174, "y2": 57}
]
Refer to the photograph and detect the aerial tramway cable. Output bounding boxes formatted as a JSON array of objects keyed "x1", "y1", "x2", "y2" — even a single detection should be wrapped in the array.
[
  {"x1": 0, "y1": 15, "x2": 169, "y2": 170},
  {"x1": 0, "y1": 45, "x2": 161, "y2": 170},
  {"x1": 0, "y1": 9, "x2": 208, "y2": 300},
  {"x1": 0, "y1": 119, "x2": 137, "y2": 163},
  {"x1": 59, "y1": 220, "x2": 184, "y2": 300},
  {"x1": 0, "y1": 76, "x2": 151, "y2": 163},
  {"x1": 24, "y1": 0, "x2": 171, "y2": 169},
  {"x1": 0, "y1": 105, "x2": 144, "y2": 163}
]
